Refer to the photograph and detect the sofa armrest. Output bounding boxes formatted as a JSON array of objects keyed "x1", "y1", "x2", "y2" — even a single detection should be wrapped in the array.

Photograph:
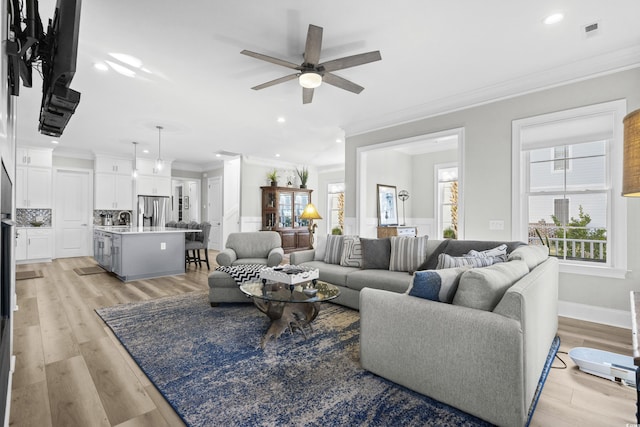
[
  {"x1": 216, "y1": 248, "x2": 237, "y2": 266},
  {"x1": 360, "y1": 288, "x2": 526, "y2": 427},
  {"x1": 290, "y1": 249, "x2": 315, "y2": 264},
  {"x1": 267, "y1": 247, "x2": 284, "y2": 266}
]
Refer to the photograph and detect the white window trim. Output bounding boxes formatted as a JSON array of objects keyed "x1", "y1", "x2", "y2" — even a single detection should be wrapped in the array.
[
  {"x1": 434, "y1": 162, "x2": 458, "y2": 239},
  {"x1": 512, "y1": 99, "x2": 627, "y2": 279}
]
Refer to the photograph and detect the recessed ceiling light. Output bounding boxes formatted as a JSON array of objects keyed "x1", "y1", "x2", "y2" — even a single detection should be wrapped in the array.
[
  {"x1": 142, "y1": 149, "x2": 149, "y2": 154},
  {"x1": 277, "y1": 117, "x2": 285, "y2": 123},
  {"x1": 215, "y1": 154, "x2": 221, "y2": 157},
  {"x1": 94, "y1": 62, "x2": 109, "y2": 71},
  {"x1": 105, "y1": 60, "x2": 136, "y2": 78},
  {"x1": 275, "y1": 153, "x2": 281, "y2": 157},
  {"x1": 544, "y1": 12, "x2": 564, "y2": 25},
  {"x1": 336, "y1": 138, "x2": 342, "y2": 143},
  {"x1": 51, "y1": 140, "x2": 59, "y2": 144},
  {"x1": 108, "y1": 53, "x2": 143, "y2": 68}
]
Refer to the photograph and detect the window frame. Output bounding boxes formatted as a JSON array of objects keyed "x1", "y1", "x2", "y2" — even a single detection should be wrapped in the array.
[
  {"x1": 434, "y1": 163, "x2": 458, "y2": 239},
  {"x1": 512, "y1": 100, "x2": 627, "y2": 278}
]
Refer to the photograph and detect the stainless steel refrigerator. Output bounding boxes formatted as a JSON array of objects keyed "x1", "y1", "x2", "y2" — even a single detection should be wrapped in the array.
[{"x1": 138, "y1": 195, "x2": 170, "y2": 227}]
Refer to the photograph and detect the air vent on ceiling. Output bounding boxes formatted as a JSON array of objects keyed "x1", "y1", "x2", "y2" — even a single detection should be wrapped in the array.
[{"x1": 583, "y1": 21, "x2": 601, "y2": 38}]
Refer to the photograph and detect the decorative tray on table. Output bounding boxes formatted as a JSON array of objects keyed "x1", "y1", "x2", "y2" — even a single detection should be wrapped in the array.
[{"x1": 260, "y1": 265, "x2": 319, "y2": 285}]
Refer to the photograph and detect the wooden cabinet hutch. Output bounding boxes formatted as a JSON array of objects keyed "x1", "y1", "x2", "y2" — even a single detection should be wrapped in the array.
[{"x1": 261, "y1": 186, "x2": 312, "y2": 253}]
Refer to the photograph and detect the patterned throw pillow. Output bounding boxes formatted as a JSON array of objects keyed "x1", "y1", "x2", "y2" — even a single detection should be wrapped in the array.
[
  {"x1": 466, "y1": 244, "x2": 508, "y2": 258},
  {"x1": 324, "y1": 234, "x2": 345, "y2": 265},
  {"x1": 389, "y1": 235, "x2": 428, "y2": 273},
  {"x1": 436, "y1": 253, "x2": 500, "y2": 269},
  {"x1": 340, "y1": 236, "x2": 363, "y2": 267},
  {"x1": 407, "y1": 267, "x2": 470, "y2": 303}
]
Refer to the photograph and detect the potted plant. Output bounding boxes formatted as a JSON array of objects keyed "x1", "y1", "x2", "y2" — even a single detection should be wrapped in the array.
[
  {"x1": 331, "y1": 226, "x2": 343, "y2": 235},
  {"x1": 296, "y1": 166, "x2": 309, "y2": 189},
  {"x1": 266, "y1": 169, "x2": 278, "y2": 187}
]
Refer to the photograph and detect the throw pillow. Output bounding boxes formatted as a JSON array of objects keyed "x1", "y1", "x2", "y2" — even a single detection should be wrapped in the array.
[
  {"x1": 407, "y1": 267, "x2": 469, "y2": 303},
  {"x1": 389, "y1": 235, "x2": 428, "y2": 273},
  {"x1": 436, "y1": 253, "x2": 500, "y2": 269},
  {"x1": 313, "y1": 234, "x2": 327, "y2": 261},
  {"x1": 360, "y1": 238, "x2": 391, "y2": 270},
  {"x1": 324, "y1": 234, "x2": 345, "y2": 265},
  {"x1": 340, "y1": 236, "x2": 363, "y2": 267},
  {"x1": 466, "y1": 244, "x2": 508, "y2": 258},
  {"x1": 507, "y1": 245, "x2": 549, "y2": 270},
  {"x1": 452, "y1": 260, "x2": 529, "y2": 311}
]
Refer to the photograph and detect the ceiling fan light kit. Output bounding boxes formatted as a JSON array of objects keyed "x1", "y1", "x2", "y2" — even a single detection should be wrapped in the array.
[{"x1": 241, "y1": 24, "x2": 381, "y2": 104}]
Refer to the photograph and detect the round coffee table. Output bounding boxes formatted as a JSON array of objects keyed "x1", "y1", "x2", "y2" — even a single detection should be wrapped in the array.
[{"x1": 240, "y1": 280, "x2": 340, "y2": 348}]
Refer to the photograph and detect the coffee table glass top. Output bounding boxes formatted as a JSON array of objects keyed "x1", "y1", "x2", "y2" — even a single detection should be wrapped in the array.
[{"x1": 240, "y1": 280, "x2": 340, "y2": 303}]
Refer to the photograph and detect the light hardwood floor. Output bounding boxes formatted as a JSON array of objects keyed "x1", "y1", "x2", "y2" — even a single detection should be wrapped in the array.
[{"x1": 9, "y1": 255, "x2": 637, "y2": 426}]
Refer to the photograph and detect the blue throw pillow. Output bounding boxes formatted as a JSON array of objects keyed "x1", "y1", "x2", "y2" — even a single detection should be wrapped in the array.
[{"x1": 407, "y1": 267, "x2": 469, "y2": 303}]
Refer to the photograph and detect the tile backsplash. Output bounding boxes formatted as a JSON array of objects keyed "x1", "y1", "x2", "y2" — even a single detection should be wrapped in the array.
[{"x1": 16, "y1": 209, "x2": 52, "y2": 227}]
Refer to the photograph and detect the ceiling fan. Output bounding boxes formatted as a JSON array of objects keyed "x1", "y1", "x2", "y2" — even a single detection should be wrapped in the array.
[{"x1": 241, "y1": 24, "x2": 381, "y2": 104}]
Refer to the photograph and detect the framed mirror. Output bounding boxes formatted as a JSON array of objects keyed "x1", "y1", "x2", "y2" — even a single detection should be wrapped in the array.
[{"x1": 377, "y1": 184, "x2": 398, "y2": 226}]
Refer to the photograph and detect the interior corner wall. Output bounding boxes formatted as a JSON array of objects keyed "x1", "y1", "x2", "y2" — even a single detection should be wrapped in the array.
[{"x1": 345, "y1": 67, "x2": 640, "y2": 315}]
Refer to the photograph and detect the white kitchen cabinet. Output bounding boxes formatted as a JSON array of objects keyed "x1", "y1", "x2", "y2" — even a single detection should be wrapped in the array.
[
  {"x1": 16, "y1": 228, "x2": 52, "y2": 262},
  {"x1": 95, "y1": 173, "x2": 133, "y2": 210},
  {"x1": 16, "y1": 166, "x2": 52, "y2": 208},
  {"x1": 136, "y1": 175, "x2": 171, "y2": 197},
  {"x1": 95, "y1": 156, "x2": 132, "y2": 175},
  {"x1": 16, "y1": 147, "x2": 53, "y2": 167}
]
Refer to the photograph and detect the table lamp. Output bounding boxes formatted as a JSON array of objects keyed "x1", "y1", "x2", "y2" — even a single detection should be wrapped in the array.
[{"x1": 300, "y1": 203, "x2": 322, "y2": 246}]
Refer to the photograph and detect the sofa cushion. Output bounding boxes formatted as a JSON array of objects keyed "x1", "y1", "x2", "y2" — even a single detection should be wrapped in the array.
[
  {"x1": 507, "y1": 245, "x2": 549, "y2": 270},
  {"x1": 346, "y1": 269, "x2": 413, "y2": 293},
  {"x1": 389, "y1": 235, "x2": 428, "y2": 273},
  {"x1": 360, "y1": 238, "x2": 391, "y2": 270},
  {"x1": 418, "y1": 240, "x2": 526, "y2": 271},
  {"x1": 452, "y1": 260, "x2": 529, "y2": 311},
  {"x1": 324, "y1": 235, "x2": 345, "y2": 264},
  {"x1": 407, "y1": 267, "x2": 469, "y2": 303},
  {"x1": 340, "y1": 236, "x2": 363, "y2": 267},
  {"x1": 294, "y1": 260, "x2": 355, "y2": 287},
  {"x1": 314, "y1": 234, "x2": 327, "y2": 261},
  {"x1": 436, "y1": 253, "x2": 502, "y2": 269}
]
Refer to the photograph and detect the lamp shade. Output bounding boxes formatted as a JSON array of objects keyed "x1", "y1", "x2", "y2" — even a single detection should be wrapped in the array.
[
  {"x1": 299, "y1": 203, "x2": 322, "y2": 220},
  {"x1": 623, "y1": 109, "x2": 640, "y2": 197}
]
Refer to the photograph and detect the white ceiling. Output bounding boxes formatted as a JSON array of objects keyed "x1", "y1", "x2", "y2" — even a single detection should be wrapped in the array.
[{"x1": 14, "y1": 0, "x2": 640, "y2": 170}]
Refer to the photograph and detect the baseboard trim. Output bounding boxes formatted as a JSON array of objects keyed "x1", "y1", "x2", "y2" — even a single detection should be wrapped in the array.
[{"x1": 558, "y1": 300, "x2": 631, "y2": 330}]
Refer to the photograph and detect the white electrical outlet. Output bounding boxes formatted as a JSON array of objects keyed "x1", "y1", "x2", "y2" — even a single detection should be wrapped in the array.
[
  {"x1": 489, "y1": 220, "x2": 504, "y2": 230},
  {"x1": 161, "y1": 242, "x2": 166, "y2": 250}
]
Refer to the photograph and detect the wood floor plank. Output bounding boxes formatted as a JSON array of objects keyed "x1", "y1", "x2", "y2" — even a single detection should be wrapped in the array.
[
  {"x1": 12, "y1": 296, "x2": 38, "y2": 329},
  {"x1": 143, "y1": 384, "x2": 186, "y2": 427},
  {"x1": 9, "y1": 380, "x2": 53, "y2": 427},
  {"x1": 11, "y1": 324, "x2": 45, "y2": 389},
  {"x1": 37, "y1": 296, "x2": 81, "y2": 365},
  {"x1": 45, "y1": 356, "x2": 110, "y2": 427},
  {"x1": 80, "y1": 337, "x2": 155, "y2": 425},
  {"x1": 113, "y1": 409, "x2": 171, "y2": 427}
]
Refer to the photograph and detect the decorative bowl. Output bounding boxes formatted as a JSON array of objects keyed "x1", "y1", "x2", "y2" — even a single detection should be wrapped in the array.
[
  {"x1": 303, "y1": 288, "x2": 318, "y2": 297},
  {"x1": 30, "y1": 221, "x2": 43, "y2": 227}
]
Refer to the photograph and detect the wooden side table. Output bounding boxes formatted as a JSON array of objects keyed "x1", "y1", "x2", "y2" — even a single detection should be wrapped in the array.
[{"x1": 630, "y1": 291, "x2": 640, "y2": 423}]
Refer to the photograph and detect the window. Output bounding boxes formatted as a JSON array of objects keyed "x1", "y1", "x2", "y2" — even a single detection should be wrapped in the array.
[
  {"x1": 512, "y1": 100, "x2": 627, "y2": 278},
  {"x1": 327, "y1": 183, "x2": 344, "y2": 234},
  {"x1": 435, "y1": 164, "x2": 458, "y2": 239}
]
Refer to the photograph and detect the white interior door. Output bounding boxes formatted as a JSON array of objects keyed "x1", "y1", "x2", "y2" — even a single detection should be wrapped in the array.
[
  {"x1": 208, "y1": 176, "x2": 222, "y2": 250},
  {"x1": 55, "y1": 169, "x2": 92, "y2": 258}
]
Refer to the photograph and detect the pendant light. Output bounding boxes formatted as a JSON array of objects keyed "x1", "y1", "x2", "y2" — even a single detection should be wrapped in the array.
[
  {"x1": 156, "y1": 125, "x2": 164, "y2": 171},
  {"x1": 132, "y1": 141, "x2": 138, "y2": 178}
]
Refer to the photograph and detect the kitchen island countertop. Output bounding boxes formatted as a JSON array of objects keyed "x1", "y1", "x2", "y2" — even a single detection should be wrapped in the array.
[{"x1": 94, "y1": 226, "x2": 200, "y2": 235}]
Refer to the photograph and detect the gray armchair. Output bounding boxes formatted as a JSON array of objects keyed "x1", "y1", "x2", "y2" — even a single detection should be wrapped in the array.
[{"x1": 216, "y1": 231, "x2": 283, "y2": 267}]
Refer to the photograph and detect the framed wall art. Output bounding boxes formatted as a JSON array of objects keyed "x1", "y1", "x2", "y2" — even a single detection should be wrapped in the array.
[{"x1": 377, "y1": 184, "x2": 398, "y2": 226}]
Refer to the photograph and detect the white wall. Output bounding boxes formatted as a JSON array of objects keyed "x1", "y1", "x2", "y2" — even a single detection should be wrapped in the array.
[{"x1": 346, "y1": 67, "x2": 640, "y2": 321}]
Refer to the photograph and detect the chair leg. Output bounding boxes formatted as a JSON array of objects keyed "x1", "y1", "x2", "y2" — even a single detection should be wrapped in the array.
[
  {"x1": 204, "y1": 248, "x2": 210, "y2": 270},
  {"x1": 196, "y1": 249, "x2": 202, "y2": 268}
]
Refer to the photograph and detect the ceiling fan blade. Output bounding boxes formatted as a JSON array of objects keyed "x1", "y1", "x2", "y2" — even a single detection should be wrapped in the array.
[
  {"x1": 251, "y1": 74, "x2": 299, "y2": 90},
  {"x1": 241, "y1": 50, "x2": 301, "y2": 70},
  {"x1": 320, "y1": 51, "x2": 382, "y2": 73},
  {"x1": 303, "y1": 87, "x2": 314, "y2": 104},
  {"x1": 304, "y1": 25, "x2": 323, "y2": 65},
  {"x1": 322, "y1": 73, "x2": 364, "y2": 94}
]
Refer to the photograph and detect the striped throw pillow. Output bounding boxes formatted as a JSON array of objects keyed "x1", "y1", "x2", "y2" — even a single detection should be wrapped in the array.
[
  {"x1": 436, "y1": 253, "x2": 499, "y2": 269},
  {"x1": 466, "y1": 244, "x2": 508, "y2": 258},
  {"x1": 324, "y1": 234, "x2": 345, "y2": 265},
  {"x1": 389, "y1": 235, "x2": 428, "y2": 272},
  {"x1": 340, "y1": 236, "x2": 363, "y2": 267}
]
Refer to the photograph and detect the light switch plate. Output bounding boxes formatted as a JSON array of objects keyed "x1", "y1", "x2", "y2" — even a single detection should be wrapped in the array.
[
  {"x1": 489, "y1": 220, "x2": 504, "y2": 230},
  {"x1": 160, "y1": 242, "x2": 166, "y2": 250}
]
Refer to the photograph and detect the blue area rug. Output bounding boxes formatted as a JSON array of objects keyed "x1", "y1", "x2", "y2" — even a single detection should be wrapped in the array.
[{"x1": 96, "y1": 292, "x2": 554, "y2": 426}]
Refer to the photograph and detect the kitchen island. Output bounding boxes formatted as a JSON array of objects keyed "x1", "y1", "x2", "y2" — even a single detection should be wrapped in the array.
[{"x1": 93, "y1": 226, "x2": 198, "y2": 282}]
